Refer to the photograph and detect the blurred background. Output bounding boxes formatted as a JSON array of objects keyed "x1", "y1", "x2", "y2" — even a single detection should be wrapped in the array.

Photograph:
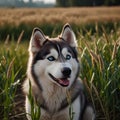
[
  {"x1": 0, "y1": 0, "x2": 120, "y2": 120},
  {"x1": 0, "y1": 0, "x2": 120, "y2": 7}
]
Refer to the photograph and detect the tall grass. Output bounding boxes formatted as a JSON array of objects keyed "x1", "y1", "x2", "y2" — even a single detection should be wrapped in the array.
[
  {"x1": 0, "y1": 34, "x2": 28, "y2": 120},
  {"x1": 0, "y1": 23, "x2": 120, "y2": 120},
  {"x1": 27, "y1": 81, "x2": 41, "y2": 120},
  {"x1": 79, "y1": 24, "x2": 120, "y2": 119}
]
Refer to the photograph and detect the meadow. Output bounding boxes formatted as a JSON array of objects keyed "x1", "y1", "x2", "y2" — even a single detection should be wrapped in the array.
[
  {"x1": 0, "y1": 7, "x2": 120, "y2": 40},
  {"x1": 0, "y1": 7, "x2": 120, "y2": 120}
]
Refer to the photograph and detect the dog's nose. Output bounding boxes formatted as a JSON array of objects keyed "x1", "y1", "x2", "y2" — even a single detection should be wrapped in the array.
[{"x1": 62, "y1": 67, "x2": 71, "y2": 77}]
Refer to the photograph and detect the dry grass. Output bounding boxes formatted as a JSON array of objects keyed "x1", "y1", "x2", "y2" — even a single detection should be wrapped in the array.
[
  {"x1": 0, "y1": 7, "x2": 120, "y2": 26},
  {"x1": 0, "y1": 7, "x2": 120, "y2": 120}
]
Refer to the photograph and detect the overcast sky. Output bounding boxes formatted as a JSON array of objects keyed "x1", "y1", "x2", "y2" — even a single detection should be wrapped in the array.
[{"x1": 24, "y1": 0, "x2": 56, "y2": 4}]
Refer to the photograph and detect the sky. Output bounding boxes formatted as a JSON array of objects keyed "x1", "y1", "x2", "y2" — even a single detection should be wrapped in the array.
[{"x1": 24, "y1": 0, "x2": 56, "y2": 4}]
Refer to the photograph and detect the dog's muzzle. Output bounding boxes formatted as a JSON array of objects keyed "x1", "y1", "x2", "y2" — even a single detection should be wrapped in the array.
[{"x1": 48, "y1": 67, "x2": 71, "y2": 87}]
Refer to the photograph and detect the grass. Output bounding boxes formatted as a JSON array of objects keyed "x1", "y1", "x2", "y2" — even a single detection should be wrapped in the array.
[
  {"x1": 0, "y1": 7, "x2": 120, "y2": 26},
  {"x1": 0, "y1": 39, "x2": 28, "y2": 120},
  {"x1": 0, "y1": 7, "x2": 120, "y2": 40},
  {"x1": 28, "y1": 81, "x2": 41, "y2": 120},
  {"x1": 79, "y1": 25, "x2": 120, "y2": 119},
  {"x1": 0, "y1": 23, "x2": 120, "y2": 120},
  {"x1": 0, "y1": 7, "x2": 120, "y2": 120}
]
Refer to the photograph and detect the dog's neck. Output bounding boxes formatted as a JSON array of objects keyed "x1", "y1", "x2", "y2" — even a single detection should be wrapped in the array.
[
  {"x1": 26, "y1": 71, "x2": 83, "y2": 114},
  {"x1": 38, "y1": 77, "x2": 67, "y2": 113},
  {"x1": 34, "y1": 77, "x2": 83, "y2": 114}
]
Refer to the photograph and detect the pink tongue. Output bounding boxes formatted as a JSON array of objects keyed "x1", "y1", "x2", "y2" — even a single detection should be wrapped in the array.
[{"x1": 59, "y1": 79, "x2": 69, "y2": 86}]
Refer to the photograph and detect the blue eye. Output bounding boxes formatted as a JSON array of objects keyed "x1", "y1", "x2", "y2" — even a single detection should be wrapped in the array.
[
  {"x1": 66, "y1": 54, "x2": 71, "y2": 60},
  {"x1": 47, "y1": 56, "x2": 56, "y2": 61}
]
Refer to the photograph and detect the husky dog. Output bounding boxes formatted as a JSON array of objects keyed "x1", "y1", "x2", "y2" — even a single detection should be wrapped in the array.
[{"x1": 23, "y1": 24, "x2": 95, "y2": 120}]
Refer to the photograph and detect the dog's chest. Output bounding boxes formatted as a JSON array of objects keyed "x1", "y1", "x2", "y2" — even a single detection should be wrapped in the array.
[{"x1": 42, "y1": 84, "x2": 66, "y2": 112}]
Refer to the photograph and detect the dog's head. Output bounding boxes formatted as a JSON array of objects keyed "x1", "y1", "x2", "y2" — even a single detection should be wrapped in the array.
[{"x1": 28, "y1": 24, "x2": 79, "y2": 88}]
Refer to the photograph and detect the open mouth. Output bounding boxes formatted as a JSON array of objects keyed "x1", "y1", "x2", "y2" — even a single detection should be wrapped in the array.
[{"x1": 48, "y1": 73, "x2": 69, "y2": 87}]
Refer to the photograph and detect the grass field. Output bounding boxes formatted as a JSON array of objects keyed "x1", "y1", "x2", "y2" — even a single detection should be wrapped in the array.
[
  {"x1": 0, "y1": 7, "x2": 120, "y2": 120},
  {"x1": 0, "y1": 7, "x2": 120, "y2": 26},
  {"x1": 0, "y1": 7, "x2": 120, "y2": 40}
]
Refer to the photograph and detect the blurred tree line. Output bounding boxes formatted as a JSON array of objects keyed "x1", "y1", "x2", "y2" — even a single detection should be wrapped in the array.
[
  {"x1": 56, "y1": 0, "x2": 120, "y2": 7},
  {"x1": 0, "y1": 0, "x2": 54, "y2": 7}
]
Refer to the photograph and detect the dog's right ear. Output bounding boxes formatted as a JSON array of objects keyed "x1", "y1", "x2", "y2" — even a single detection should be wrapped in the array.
[{"x1": 29, "y1": 28, "x2": 46, "y2": 53}]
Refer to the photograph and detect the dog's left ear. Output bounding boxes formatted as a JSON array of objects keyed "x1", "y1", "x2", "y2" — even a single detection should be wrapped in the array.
[{"x1": 61, "y1": 23, "x2": 77, "y2": 47}]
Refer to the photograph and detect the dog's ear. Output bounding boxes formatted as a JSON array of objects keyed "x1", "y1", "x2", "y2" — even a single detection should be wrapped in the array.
[
  {"x1": 29, "y1": 28, "x2": 46, "y2": 53},
  {"x1": 61, "y1": 23, "x2": 77, "y2": 47}
]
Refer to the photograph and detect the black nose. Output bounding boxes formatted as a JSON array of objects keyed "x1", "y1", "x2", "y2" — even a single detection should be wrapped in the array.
[{"x1": 62, "y1": 67, "x2": 71, "y2": 77}]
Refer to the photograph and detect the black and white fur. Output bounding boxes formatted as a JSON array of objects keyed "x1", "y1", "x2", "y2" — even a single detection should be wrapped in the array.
[{"x1": 23, "y1": 24, "x2": 95, "y2": 120}]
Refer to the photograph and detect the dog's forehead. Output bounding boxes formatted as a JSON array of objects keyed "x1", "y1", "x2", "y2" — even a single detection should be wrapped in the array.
[
  {"x1": 35, "y1": 40, "x2": 67, "y2": 57},
  {"x1": 43, "y1": 40, "x2": 69, "y2": 52},
  {"x1": 45, "y1": 39, "x2": 77, "y2": 57},
  {"x1": 48, "y1": 47, "x2": 69, "y2": 58}
]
